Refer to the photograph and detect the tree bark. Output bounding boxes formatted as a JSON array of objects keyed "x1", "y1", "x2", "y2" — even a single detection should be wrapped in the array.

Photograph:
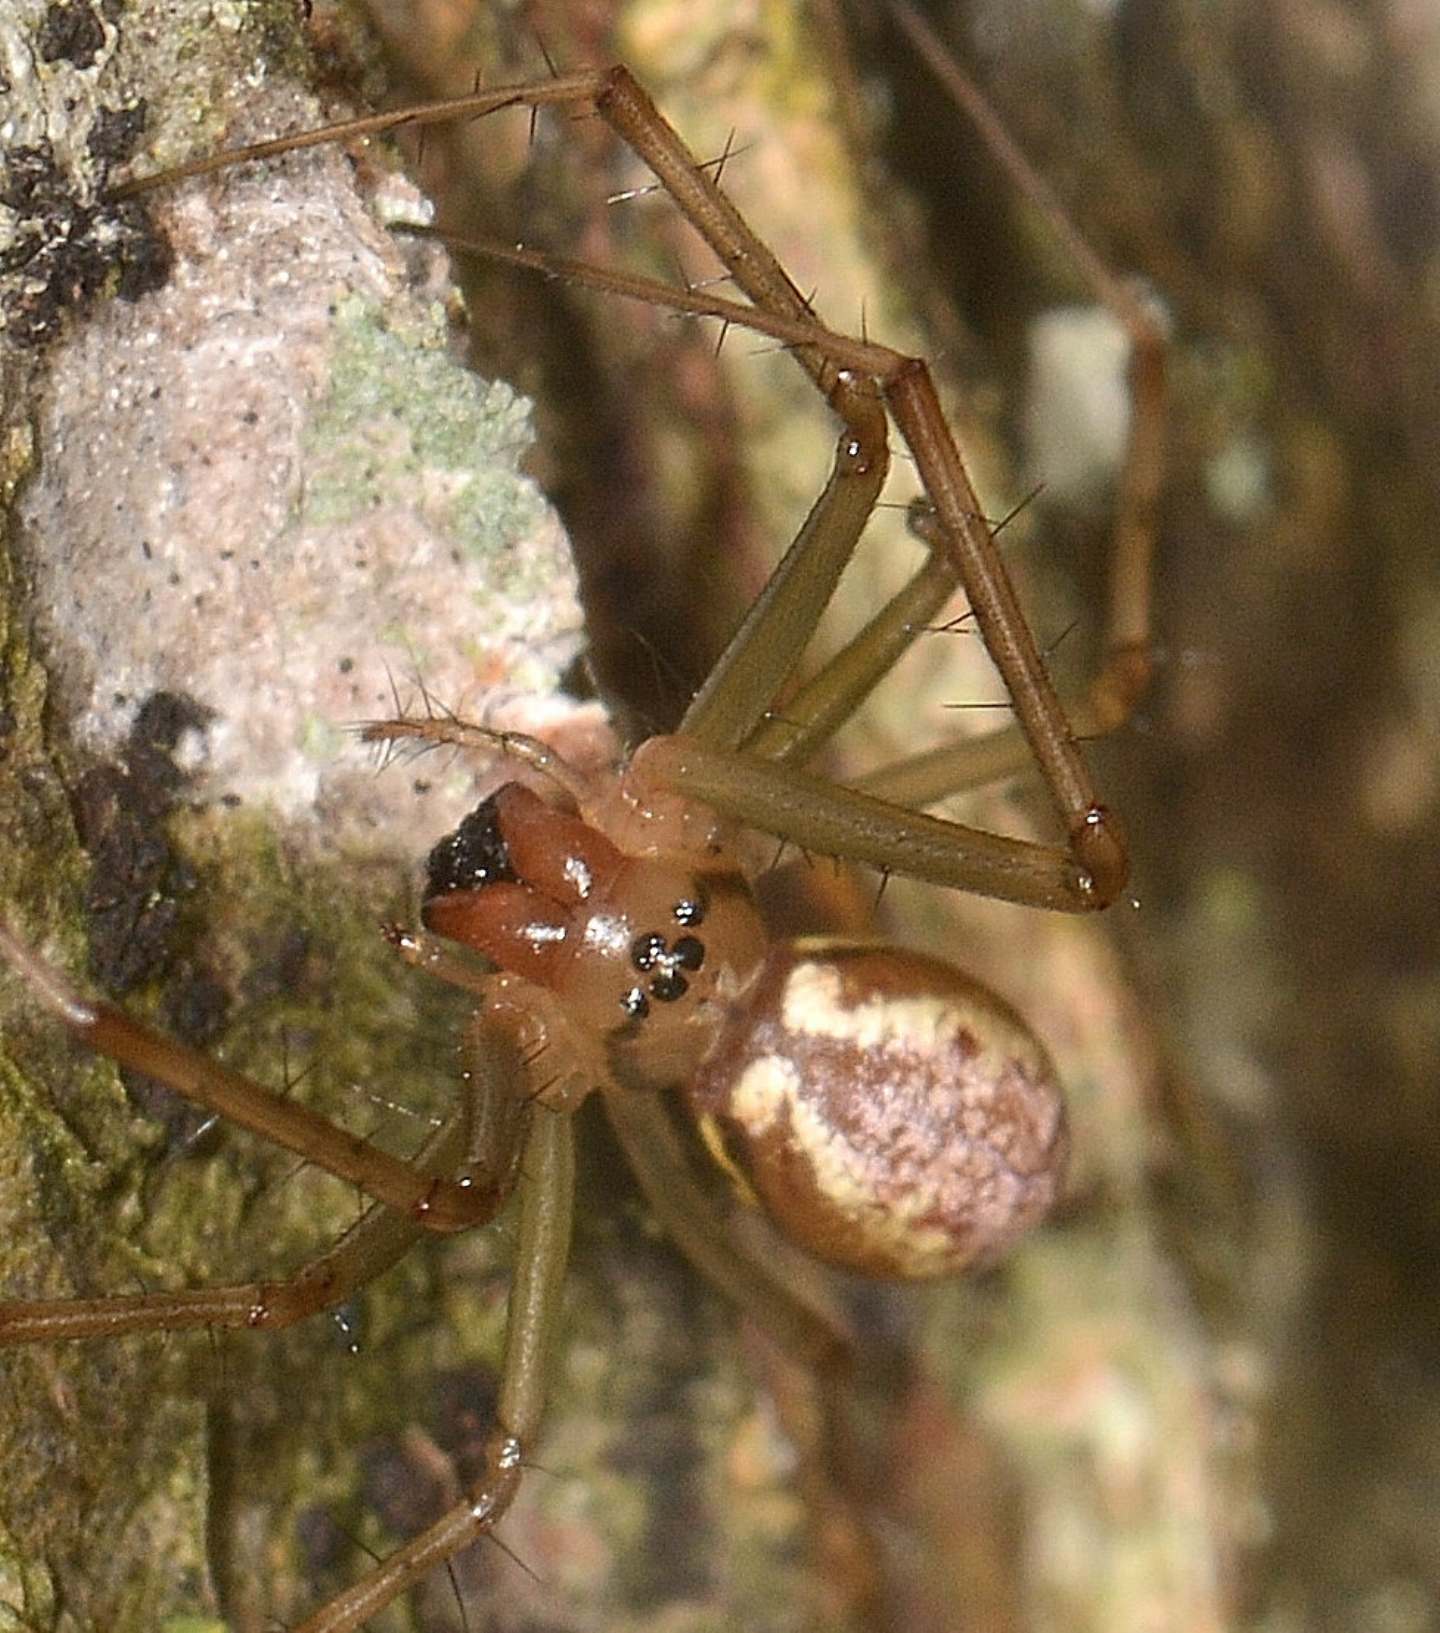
[{"x1": 1, "y1": 4, "x2": 588, "y2": 1629}]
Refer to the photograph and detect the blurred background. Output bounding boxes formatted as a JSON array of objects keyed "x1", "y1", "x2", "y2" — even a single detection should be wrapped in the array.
[{"x1": 346, "y1": 2, "x2": 1440, "y2": 1628}]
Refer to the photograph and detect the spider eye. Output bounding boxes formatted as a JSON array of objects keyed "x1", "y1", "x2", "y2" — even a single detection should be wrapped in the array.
[
  {"x1": 630, "y1": 932, "x2": 668, "y2": 972},
  {"x1": 623, "y1": 927, "x2": 709, "y2": 1014},
  {"x1": 672, "y1": 897, "x2": 706, "y2": 927},
  {"x1": 626, "y1": 928, "x2": 707, "y2": 1010},
  {"x1": 621, "y1": 986, "x2": 650, "y2": 1019},
  {"x1": 649, "y1": 969, "x2": 689, "y2": 1003}
]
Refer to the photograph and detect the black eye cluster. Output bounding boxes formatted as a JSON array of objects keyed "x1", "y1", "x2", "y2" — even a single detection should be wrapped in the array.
[
  {"x1": 425, "y1": 794, "x2": 517, "y2": 899},
  {"x1": 621, "y1": 897, "x2": 706, "y2": 1020}
]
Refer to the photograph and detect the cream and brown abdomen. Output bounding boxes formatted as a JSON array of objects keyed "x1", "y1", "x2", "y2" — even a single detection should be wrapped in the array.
[{"x1": 686, "y1": 939, "x2": 1069, "y2": 1279}]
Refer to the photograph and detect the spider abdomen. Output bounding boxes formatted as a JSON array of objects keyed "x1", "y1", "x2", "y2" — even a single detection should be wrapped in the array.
[{"x1": 686, "y1": 940, "x2": 1068, "y2": 1279}]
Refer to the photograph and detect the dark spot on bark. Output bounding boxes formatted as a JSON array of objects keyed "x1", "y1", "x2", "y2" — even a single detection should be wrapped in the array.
[
  {"x1": 71, "y1": 694, "x2": 233, "y2": 1140},
  {"x1": 0, "y1": 127, "x2": 172, "y2": 346},
  {"x1": 37, "y1": 2, "x2": 105, "y2": 69},
  {"x1": 161, "y1": 964, "x2": 231, "y2": 1046},
  {"x1": 86, "y1": 101, "x2": 147, "y2": 164},
  {"x1": 336, "y1": 1363, "x2": 505, "y2": 1613},
  {"x1": 353, "y1": 1367, "x2": 500, "y2": 1537},
  {"x1": 239, "y1": 926, "x2": 314, "y2": 1006},
  {"x1": 72, "y1": 691, "x2": 212, "y2": 994}
]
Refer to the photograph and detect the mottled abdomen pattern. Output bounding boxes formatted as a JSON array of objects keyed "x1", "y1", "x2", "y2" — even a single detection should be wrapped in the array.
[{"x1": 687, "y1": 939, "x2": 1069, "y2": 1278}]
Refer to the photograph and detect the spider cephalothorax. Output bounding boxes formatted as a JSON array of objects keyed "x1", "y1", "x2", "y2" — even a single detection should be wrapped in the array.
[{"x1": 419, "y1": 778, "x2": 769, "y2": 1097}]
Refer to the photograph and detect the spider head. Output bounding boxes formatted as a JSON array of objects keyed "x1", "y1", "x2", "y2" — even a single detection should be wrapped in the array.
[{"x1": 422, "y1": 784, "x2": 768, "y2": 1079}]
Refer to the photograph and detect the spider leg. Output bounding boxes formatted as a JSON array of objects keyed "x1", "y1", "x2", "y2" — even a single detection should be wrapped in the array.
[
  {"x1": 677, "y1": 392, "x2": 890, "y2": 753},
  {"x1": 842, "y1": 582, "x2": 1160, "y2": 806},
  {"x1": 839, "y1": 3, "x2": 1165, "y2": 812},
  {"x1": 603, "y1": 1090, "x2": 852, "y2": 1372},
  {"x1": 630, "y1": 735, "x2": 1085, "y2": 911},
  {"x1": 284, "y1": 1103, "x2": 575, "y2": 1633},
  {"x1": 0, "y1": 1131, "x2": 433, "y2": 1345},
  {"x1": 358, "y1": 717, "x2": 601, "y2": 808},
  {"x1": 404, "y1": 70, "x2": 1137, "y2": 903},
  {"x1": 0, "y1": 1001, "x2": 526, "y2": 1346},
  {"x1": 742, "y1": 505, "x2": 961, "y2": 765},
  {"x1": 604, "y1": 1092, "x2": 892, "y2": 1624},
  {"x1": 589, "y1": 67, "x2": 1131, "y2": 898},
  {"x1": 0, "y1": 917, "x2": 509, "y2": 1232},
  {"x1": 891, "y1": 0, "x2": 1163, "y2": 690}
]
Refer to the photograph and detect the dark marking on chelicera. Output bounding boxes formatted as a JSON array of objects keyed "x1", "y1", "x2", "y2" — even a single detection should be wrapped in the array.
[{"x1": 424, "y1": 795, "x2": 516, "y2": 898}]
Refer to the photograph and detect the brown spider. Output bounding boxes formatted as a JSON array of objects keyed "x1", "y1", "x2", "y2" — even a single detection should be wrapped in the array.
[{"x1": 0, "y1": 12, "x2": 1164, "y2": 1632}]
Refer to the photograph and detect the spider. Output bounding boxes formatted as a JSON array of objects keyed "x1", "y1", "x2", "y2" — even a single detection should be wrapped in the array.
[{"x1": 0, "y1": 11, "x2": 1163, "y2": 1632}]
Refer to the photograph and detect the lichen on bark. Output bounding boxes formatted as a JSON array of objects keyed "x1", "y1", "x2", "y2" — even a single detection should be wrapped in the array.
[{"x1": 0, "y1": 3, "x2": 592, "y2": 1628}]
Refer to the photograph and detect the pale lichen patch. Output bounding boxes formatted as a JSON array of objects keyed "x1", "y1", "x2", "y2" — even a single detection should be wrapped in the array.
[{"x1": 16, "y1": 110, "x2": 588, "y2": 858}]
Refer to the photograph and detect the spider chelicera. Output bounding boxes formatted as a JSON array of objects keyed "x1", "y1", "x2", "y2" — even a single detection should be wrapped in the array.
[{"x1": 0, "y1": 27, "x2": 1163, "y2": 1633}]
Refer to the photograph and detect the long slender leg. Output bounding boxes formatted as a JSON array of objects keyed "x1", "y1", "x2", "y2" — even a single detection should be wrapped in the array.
[
  {"x1": 845, "y1": 652, "x2": 1153, "y2": 807},
  {"x1": 592, "y1": 68, "x2": 1130, "y2": 897},
  {"x1": 0, "y1": 918, "x2": 507, "y2": 1232},
  {"x1": 630, "y1": 734, "x2": 1088, "y2": 910},
  {"x1": 743, "y1": 507, "x2": 961, "y2": 765},
  {"x1": 603, "y1": 1090, "x2": 892, "y2": 1627},
  {"x1": 288, "y1": 1104, "x2": 575, "y2": 1633},
  {"x1": 0, "y1": 1011, "x2": 524, "y2": 1344},
  {"x1": 853, "y1": 1, "x2": 1166, "y2": 805},
  {"x1": 475, "y1": 80, "x2": 1147, "y2": 894},
  {"x1": 0, "y1": 1150, "x2": 429, "y2": 1345},
  {"x1": 602, "y1": 1090, "x2": 852, "y2": 1373},
  {"x1": 677, "y1": 406, "x2": 890, "y2": 751},
  {"x1": 848, "y1": 727, "x2": 1054, "y2": 809}
]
